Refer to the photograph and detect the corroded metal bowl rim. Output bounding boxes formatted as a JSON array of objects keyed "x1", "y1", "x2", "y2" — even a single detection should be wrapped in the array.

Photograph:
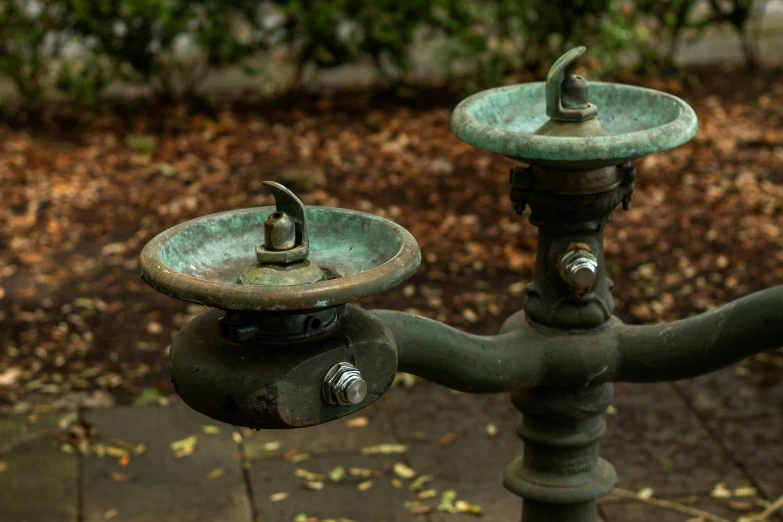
[
  {"x1": 139, "y1": 206, "x2": 421, "y2": 311},
  {"x1": 451, "y1": 81, "x2": 698, "y2": 169}
]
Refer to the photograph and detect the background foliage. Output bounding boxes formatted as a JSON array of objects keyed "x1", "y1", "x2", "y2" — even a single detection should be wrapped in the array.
[{"x1": 0, "y1": 0, "x2": 769, "y2": 108}]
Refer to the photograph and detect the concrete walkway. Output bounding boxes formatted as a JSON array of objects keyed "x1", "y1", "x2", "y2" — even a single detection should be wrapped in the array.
[{"x1": 1, "y1": 359, "x2": 782, "y2": 522}]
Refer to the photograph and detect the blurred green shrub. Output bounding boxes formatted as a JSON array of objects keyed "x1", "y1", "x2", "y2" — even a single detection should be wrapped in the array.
[
  {"x1": 436, "y1": 0, "x2": 634, "y2": 90},
  {"x1": 65, "y1": 0, "x2": 261, "y2": 100},
  {"x1": 0, "y1": 0, "x2": 768, "y2": 108},
  {"x1": 262, "y1": 0, "x2": 356, "y2": 89},
  {"x1": 705, "y1": 0, "x2": 764, "y2": 68},
  {"x1": 0, "y1": 0, "x2": 70, "y2": 109}
]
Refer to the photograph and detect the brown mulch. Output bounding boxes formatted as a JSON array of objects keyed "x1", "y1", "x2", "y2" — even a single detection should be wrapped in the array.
[{"x1": 0, "y1": 67, "x2": 781, "y2": 409}]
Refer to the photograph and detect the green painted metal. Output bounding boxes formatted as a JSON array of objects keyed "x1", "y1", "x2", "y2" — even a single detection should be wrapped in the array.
[
  {"x1": 238, "y1": 259, "x2": 325, "y2": 287},
  {"x1": 139, "y1": 46, "x2": 783, "y2": 522},
  {"x1": 139, "y1": 206, "x2": 421, "y2": 311},
  {"x1": 545, "y1": 46, "x2": 598, "y2": 122},
  {"x1": 451, "y1": 81, "x2": 698, "y2": 169},
  {"x1": 169, "y1": 305, "x2": 397, "y2": 429},
  {"x1": 375, "y1": 286, "x2": 783, "y2": 392},
  {"x1": 506, "y1": 384, "x2": 616, "y2": 522}
]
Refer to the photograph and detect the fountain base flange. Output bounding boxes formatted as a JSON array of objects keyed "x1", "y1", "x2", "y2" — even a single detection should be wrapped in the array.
[{"x1": 169, "y1": 304, "x2": 398, "y2": 429}]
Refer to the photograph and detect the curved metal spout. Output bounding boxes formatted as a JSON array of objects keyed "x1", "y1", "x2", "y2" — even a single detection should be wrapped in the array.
[
  {"x1": 613, "y1": 285, "x2": 783, "y2": 383},
  {"x1": 371, "y1": 310, "x2": 544, "y2": 393}
]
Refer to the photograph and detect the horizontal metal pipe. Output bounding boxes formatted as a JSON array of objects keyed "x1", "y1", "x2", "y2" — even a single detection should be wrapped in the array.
[
  {"x1": 613, "y1": 286, "x2": 783, "y2": 382},
  {"x1": 374, "y1": 286, "x2": 783, "y2": 392},
  {"x1": 371, "y1": 309, "x2": 544, "y2": 393}
]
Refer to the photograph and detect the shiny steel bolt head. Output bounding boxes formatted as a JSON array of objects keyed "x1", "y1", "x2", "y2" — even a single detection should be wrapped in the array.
[
  {"x1": 323, "y1": 362, "x2": 367, "y2": 406},
  {"x1": 558, "y1": 249, "x2": 599, "y2": 290}
]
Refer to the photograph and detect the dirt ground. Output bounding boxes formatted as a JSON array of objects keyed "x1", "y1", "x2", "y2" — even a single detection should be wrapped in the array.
[{"x1": 0, "y1": 66, "x2": 781, "y2": 410}]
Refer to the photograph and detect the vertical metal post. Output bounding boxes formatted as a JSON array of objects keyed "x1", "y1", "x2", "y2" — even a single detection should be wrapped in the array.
[
  {"x1": 505, "y1": 166, "x2": 630, "y2": 521},
  {"x1": 505, "y1": 385, "x2": 616, "y2": 522}
]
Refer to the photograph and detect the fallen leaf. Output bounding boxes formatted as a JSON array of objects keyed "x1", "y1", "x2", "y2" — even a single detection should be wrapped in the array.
[
  {"x1": 170, "y1": 436, "x2": 197, "y2": 458},
  {"x1": 288, "y1": 452, "x2": 311, "y2": 464},
  {"x1": 133, "y1": 388, "x2": 161, "y2": 406},
  {"x1": 146, "y1": 321, "x2": 163, "y2": 334},
  {"x1": 638, "y1": 487, "x2": 654, "y2": 500},
  {"x1": 345, "y1": 416, "x2": 369, "y2": 428},
  {"x1": 110, "y1": 472, "x2": 136, "y2": 482},
  {"x1": 201, "y1": 425, "x2": 221, "y2": 435},
  {"x1": 104, "y1": 508, "x2": 119, "y2": 520},
  {"x1": 391, "y1": 478, "x2": 403, "y2": 488},
  {"x1": 295, "y1": 469, "x2": 326, "y2": 482},
  {"x1": 360, "y1": 443, "x2": 407, "y2": 455},
  {"x1": 304, "y1": 481, "x2": 324, "y2": 490},
  {"x1": 733, "y1": 486, "x2": 757, "y2": 497},
  {"x1": 392, "y1": 373, "x2": 417, "y2": 388},
  {"x1": 455, "y1": 500, "x2": 483, "y2": 515},
  {"x1": 118, "y1": 455, "x2": 129, "y2": 467},
  {"x1": 485, "y1": 424, "x2": 498, "y2": 437},
  {"x1": 438, "y1": 489, "x2": 458, "y2": 513},
  {"x1": 728, "y1": 501, "x2": 755, "y2": 512},
  {"x1": 263, "y1": 441, "x2": 281, "y2": 451},
  {"x1": 711, "y1": 483, "x2": 732, "y2": 499},
  {"x1": 207, "y1": 468, "x2": 225, "y2": 479},
  {"x1": 357, "y1": 480, "x2": 374, "y2": 491},
  {"x1": 409, "y1": 474, "x2": 433, "y2": 491},
  {"x1": 328, "y1": 465, "x2": 346, "y2": 482},
  {"x1": 0, "y1": 367, "x2": 23, "y2": 386},
  {"x1": 393, "y1": 462, "x2": 417, "y2": 480},
  {"x1": 348, "y1": 467, "x2": 381, "y2": 478},
  {"x1": 439, "y1": 433, "x2": 456, "y2": 447},
  {"x1": 270, "y1": 492, "x2": 288, "y2": 502},
  {"x1": 105, "y1": 446, "x2": 129, "y2": 458},
  {"x1": 0, "y1": 461, "x2": 8, "y2": 473},
  {"x1": 408, "y1": 505, "x2": 433, "y2": 515},
  {"x1": 231, "y1": 432, "x2": 243, "y2": 444},
  {"x1": 417, "y1": 489, "x2": 438, "y2": 500}
]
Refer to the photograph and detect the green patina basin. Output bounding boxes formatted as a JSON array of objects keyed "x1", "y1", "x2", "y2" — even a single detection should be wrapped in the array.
[
  {"x1": 451, "y1": 82, "x2": 698, "y2": 169},
  {"x1": 139, "y1": 207, "x2": 421, "y2": 311}
]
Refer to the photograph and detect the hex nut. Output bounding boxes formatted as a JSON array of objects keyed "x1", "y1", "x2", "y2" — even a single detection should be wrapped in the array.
[
  {"x1": 558, "y1": 249, "x2": 599, "y2": 290},
  {"x1": 322, "y1": 362, "x2": 367, "y2": 406}
]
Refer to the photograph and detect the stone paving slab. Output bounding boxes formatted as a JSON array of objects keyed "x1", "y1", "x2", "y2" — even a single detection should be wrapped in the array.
[
  {"x1": 676, "y1": 360, "x2": 783, "y2": 514},
  {"x1": 384, "y1": 380, "x2": 758, "y2": 521},
  {"x1": 2, "y1": 367, "x2": 780, "y2": 522},
  {"x1": 704, "y1": 413, "x2": 783, "y2": 503},
  {"x1": 82, "y1": 401, "x2": 252, "y2": 522},
  {"x1": 0, "y1": 412, "x2": 78, "y2": 522},
  {"x1": 383, "y1": 383, "x2": 522, "y2": 521},
  {"x1": 250, "y1": 453, "x2": 417, "y2": 521},
  {"x1": 602, "y1": 382, "x2": 749, "y2": 496},
  {"x1": 243, "y1": 397, "x2": 397, "y2": 460},
  {"x1": 677, "y1": 356, "x2": 783, "y2": 419},
  {"x1": 600, "y1": 494, "x2": 752, "y2": 522}
]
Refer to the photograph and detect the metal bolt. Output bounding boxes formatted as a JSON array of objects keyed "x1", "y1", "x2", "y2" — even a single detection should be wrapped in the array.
[
  {"x1": 322, "y1": 362, "x2": 367, "y2": 406},
  {"x1": 264, "y1": 211, "x2": 296, "y2": 251},
  {"x1": 558, "y1": 249, "x2": 599, "y2": 290}
]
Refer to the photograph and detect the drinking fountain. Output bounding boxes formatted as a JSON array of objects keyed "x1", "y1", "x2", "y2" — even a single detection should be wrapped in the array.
[{"x1": 139, "y1": 47, "x2": 783, "y2": 522}]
